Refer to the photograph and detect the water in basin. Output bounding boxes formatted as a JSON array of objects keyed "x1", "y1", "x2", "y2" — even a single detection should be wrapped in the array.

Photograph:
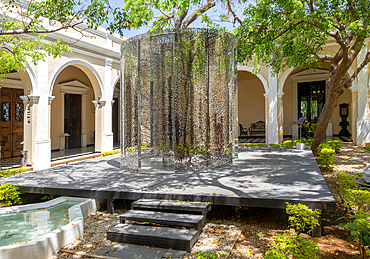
[{"x1": 0, "y1": 201, "x2": 80, "y2": 246}]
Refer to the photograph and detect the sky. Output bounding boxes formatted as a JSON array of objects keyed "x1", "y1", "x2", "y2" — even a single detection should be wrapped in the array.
[{"x1": 102, "y1": 0, "x2": 237, "y2": 38}]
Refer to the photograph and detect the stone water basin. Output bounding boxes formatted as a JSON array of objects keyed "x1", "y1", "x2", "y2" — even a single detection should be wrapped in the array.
[{"x1": 0, "y1": 197, "x2": 97, "y2": 259}]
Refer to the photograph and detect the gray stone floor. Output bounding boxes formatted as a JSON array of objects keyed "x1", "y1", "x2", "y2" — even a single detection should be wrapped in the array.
[
  {"x1": 0, "y1": 148, "x2": 336, "y2": 211},
  {"x1": 96, "y1": 243, "x2": 187, "y2": 259}
]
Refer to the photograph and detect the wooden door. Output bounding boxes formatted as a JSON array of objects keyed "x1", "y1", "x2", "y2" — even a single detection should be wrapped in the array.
[
  {"x1": 0, "y1": 88, "x2": 24, "y2": 159},
  {"x1": 112, "y1": 97, "x2": 119, "y2": 143},
  {"x1": 65, "y1": 94, "x2": 81, "y2": 149}
]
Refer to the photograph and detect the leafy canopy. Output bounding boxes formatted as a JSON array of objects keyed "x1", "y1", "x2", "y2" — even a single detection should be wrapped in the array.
[
  {"x1": 236, "y1": 0, "x2": 370, "y2": 75},
  {"x1": 0, "y1": 0, "x2": 114, "y2": 79},
  {"x1": 107, "y1": 0, "x2": 242, "y2": 34}
]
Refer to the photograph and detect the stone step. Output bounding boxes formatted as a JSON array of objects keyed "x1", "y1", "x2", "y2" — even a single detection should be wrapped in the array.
[
  {"x1": 131, "y1": 199, "x2": 212, "y2": 215},
  {"x1": 120, "y1": 210, "x2": 205, "y2": 230},
  {"x1": 107, "y1": 223, "x2": 199, "y2": 252}
]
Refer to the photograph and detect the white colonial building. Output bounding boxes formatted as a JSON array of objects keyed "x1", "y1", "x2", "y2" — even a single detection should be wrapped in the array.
[{"x1": 2, "y1": 25, "x2": 370, "y2": 170}]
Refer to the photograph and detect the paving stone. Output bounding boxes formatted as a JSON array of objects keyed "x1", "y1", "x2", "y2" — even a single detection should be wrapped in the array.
[
  {"x1": 107, "y1": 223, "x2": 199, "y2": 252},
  {"x1": 96, "y1": 243, "x2": 186, "y2": 259},
  {"x1": 132, "y1": 199, "x2": 212, "y2": 215},
  {"x1": 120, "y1": 210, "x2": 205, "y2": 229}
]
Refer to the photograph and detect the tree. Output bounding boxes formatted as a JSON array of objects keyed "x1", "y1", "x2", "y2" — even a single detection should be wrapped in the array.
[
  {"x1": 235, "y1": 0, "x2": 370, "y2": 154},
  {"x1": 107, "y1": 0, "x2": 231, "y2": 33},
  {"x1": 0, "y1": 0, "x2": 116, "y2": 78}
]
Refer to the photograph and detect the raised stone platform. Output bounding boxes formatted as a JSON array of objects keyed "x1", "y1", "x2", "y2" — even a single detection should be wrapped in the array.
[{"x1": 0, "y1": 148, "x2": 336, "y2": 212}]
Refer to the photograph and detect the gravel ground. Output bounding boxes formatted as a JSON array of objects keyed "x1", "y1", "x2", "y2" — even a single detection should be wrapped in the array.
[{"x1": 54, "y1": 143, "x2": 370, "y2": 259}]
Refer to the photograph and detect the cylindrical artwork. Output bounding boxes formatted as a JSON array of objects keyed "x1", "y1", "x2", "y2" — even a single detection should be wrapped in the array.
[{"x1": 121, "y1": 28, "x2": 237, "y2": 173}]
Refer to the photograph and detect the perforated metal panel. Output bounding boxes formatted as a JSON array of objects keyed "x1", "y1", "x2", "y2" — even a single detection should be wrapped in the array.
[{"x1": 121, "y1": 29, "x2": 237, "y2": 173}]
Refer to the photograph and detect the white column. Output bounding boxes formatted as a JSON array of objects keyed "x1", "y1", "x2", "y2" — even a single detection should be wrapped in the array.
[
  {"x1": 292, "y1": 82, "x2": 299, "y2": 140},
  {"x1": 81, "y1": 93, "x2": 87, "y2": 147},
  {"x1": 34, "y1": 51, "x2": 52, "y2": 170},
  {"x1": 60, "y1": 91, "x2": 65, "y2": 150},
  {"x1": 356, "y1": 43, "x2": 370, "y2": 146},
  {"x1": 277, "y1": 93, "x2": 284, "y2": 143},
  {"x1": 268, "y1": 68, "x2": 279, "y2": 144},
  {"x1": 101, "y1": 58, "x2": 114, "y2": 152},
  {"x1": 93, "y1": 100, "x2": 106, "y2": 152}
]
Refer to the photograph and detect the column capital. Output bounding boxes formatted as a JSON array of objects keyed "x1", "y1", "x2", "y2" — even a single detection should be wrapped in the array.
[
  {"x1": 105, "y1": 58, "x2": 113, "y2": 66},
  {"x1": 92, "y1": 99, "x2": 107, "y2": 106},
  {"x1": 48, "y1": 96, "x2": 55, "y2": 104},
  {"x1": 263, "y1": 93, "x2": 269, "y2": 98},
  {"x1": 20, "y1": 95, "x2": 40, "y2": 103},
  {"x1": 277, "y1": 92, "x2": 284, "y2": 98}
]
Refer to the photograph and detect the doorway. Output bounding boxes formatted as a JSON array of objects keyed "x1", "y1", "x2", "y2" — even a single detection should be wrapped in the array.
[
  {"x1": 298, "y1": 80, "x2": 326, "y2": 123},
  {"x1": 0, "y1": 88, "x2": 24, "y2": 159},
  {"x1": 64, "y1": 94, "x2": 81, "y2": 149}
]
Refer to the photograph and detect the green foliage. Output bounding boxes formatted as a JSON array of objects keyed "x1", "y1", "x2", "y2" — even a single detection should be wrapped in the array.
[
  {"x1": 306, "y1": 139, "x2": 313, "y2": 146},
  {"x1": 326, "y1": 140, "x2": 343, "y2": 153},
  {"x1": 108, "y1": 0, "x2": 222, "y2": 34},
  {"x1": 196, "y1": 251, "x2": 227, "y2": 259},
  {"x1": 264, "y1": 232, "x2": 320, "y2": 259},
  {"x1": 41, "y1": 194, "x2": 56, "y2": 201},
  {"x1": 338, "y1": 215, "x2": 370, "y2": 253},
  {"x1": 0, "y1": 167, "x2": 29, "y2": 178},
  {"x1": 0, "y1": 184, "x2": 21, "y2": 206},
  {"x1": 364, "y1": 147, "x2": 370, "y2": 152},
  {"x1": 318, "y1": 148, "x2": 336, "y2": 171},
  {"x1": 294, "y1": 138, "x2": 307, "y2": 144},
  {"x1": 336, "y1": 171, "x2": 370, "y2": 257},
  {"x1": 102, "y1": 149, "x2": 121, "y2": 157},
  {"x1": 286, "y1": 202, "x2": 321, "y2": 235},
  {"x1": 301, "y1": 122, "x2": 317, "y2": 135},
  {"x1": 236, "y1": 0, "x2": 370, "y2": 153},
  {"x1": 269, "y1": 144, "x2": 282, "y2": 149},
  {"x1": 282, "y1": 140, "x2": 294, "y2": 148},
  {"x1": 0, "y1": 0, "x2": 117, "y2": 78},
  {"x1": 317, "y1": 143, "x2": 333, "y2": 154}
]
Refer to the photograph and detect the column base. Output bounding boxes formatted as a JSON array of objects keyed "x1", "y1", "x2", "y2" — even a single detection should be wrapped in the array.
[
  {"x1": 356, "y1": 118, "x2": 370, "y2": 146},
  {"x1": 326, "y1": 122, "x2": 333, "y2": 140},
  {"x1": 34, "y1": 139, "x2": 51, "y2": 170},
  {"x1": 268, "y1": 122, "x2": 279, "y2": 144},
  {"x1": 81, "y1": 134, "x2": 87, "y2": 147},
  {"x1": 101, "y1": 132, "x2": 114, "y2": 152}
]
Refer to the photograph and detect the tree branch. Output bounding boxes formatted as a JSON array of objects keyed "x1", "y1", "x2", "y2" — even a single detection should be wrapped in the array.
[
  {"x1": 225, "y1": 0, "x2": 242, "y2": 25},
  {"x1": 0, "y1": 21, "x2": 84, "y2": 36},
  {"x1": 181, "y1": 0, "x2": 216, "y2": 28},
  {"x1": 344, "y1": 50, "x2": 370, "y2": 89}
]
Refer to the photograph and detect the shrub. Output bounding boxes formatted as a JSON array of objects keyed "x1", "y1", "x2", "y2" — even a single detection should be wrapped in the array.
[
  {"x1": 364, "y1": 146, "x2": 370, "y2": 152},
  {"x1": 283, "y1": 140, "x2": 294, "y2": 148},
  {"x1": 257, "y1": 143, "x2": 268, "y2": 148},
  {"x1": 269, "y1": 144, "x2": 282, "y2": 149},
  {"x1": 306, "y1": 139, "x2": 313, "y2": 146},
  {"x1": 196, "y1": 251, "x2": 227, "y2": 258},
  {"x1": 318, "y1": 148, "x2": 336, "y2": 171},
  {"x1": 102, "y1": 149, "x2": 121, "y2": 156},
  {"x1": 0, "y1": 167, "x2": 29, "y2": 178},
  {"x1": 327, "y1": 140, "x2": 343, "y2": 153},
  {"x1": 0, "y1": 184, "x2": 21, "y2": 206},
  {"x1": 317, "y1": 143, "x2": 333, "y2": 154},
  {"x1": 286, "y1": 202, "x2": 321, "y2": 235},
  {"x1": 264, "y1": 232, "x2": 320, "y2": 259}
]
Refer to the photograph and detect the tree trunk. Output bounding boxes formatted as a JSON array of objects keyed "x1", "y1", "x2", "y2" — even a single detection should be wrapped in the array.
[{"x1": 311, "y1": 82, "x2": 341, "y2": 155}]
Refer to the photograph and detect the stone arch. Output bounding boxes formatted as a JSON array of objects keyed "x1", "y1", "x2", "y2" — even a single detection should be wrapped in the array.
[
  {"x1": 237, "y1": 66, "x2": 268, "y2": 142},
  {"x1": 237, "y1": 66, "x2": 268, "y2": 94},
  {"x1": 278, "y1": 67, "x2": 358, "y2": 94},
  {"x1": 49, "y1": 59, "x2": 104, "y2": 99}
]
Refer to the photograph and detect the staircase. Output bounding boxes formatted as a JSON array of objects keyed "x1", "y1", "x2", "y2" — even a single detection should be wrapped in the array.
[{"x1": 107, "y1": 199, "x2": 212, "y2": 252}]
